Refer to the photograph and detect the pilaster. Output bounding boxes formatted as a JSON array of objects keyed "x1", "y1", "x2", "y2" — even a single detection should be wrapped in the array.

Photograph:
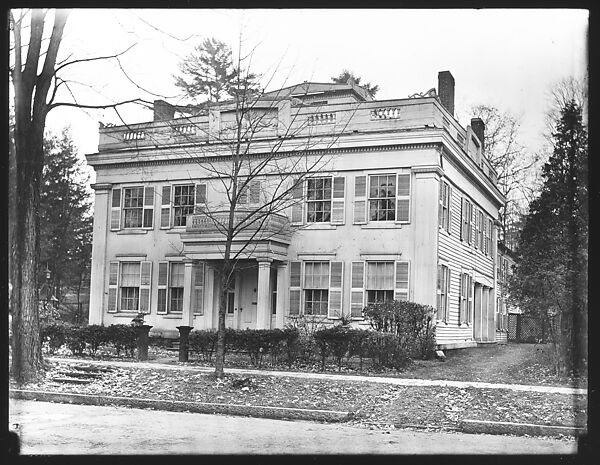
[{"x1": 256, "y1": 259, "x2": 272, "y2": 329}]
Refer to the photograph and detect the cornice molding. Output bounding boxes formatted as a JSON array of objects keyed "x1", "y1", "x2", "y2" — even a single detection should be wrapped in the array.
[{"x1": 90, "y1": 183, "x2": 112, "y2": 191}]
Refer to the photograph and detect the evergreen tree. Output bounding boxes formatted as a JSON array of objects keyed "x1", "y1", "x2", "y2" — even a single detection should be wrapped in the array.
[
  {"x1": 174, "y1": 38, "x2": 259, "y2": 103},
  {"x1": 38, "y1": 128, "x2": 92, "y2": 323},
  {"x1": 511, "y1": 101, "x2": 588, "y2": 376},
  {"x1": 331, "y1": 69, "x2": 379, "y2": 97}
]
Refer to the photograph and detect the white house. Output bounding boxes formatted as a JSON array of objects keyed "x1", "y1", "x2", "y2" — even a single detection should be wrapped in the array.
[{"x1": 86, "y1": 70, "x2": 506, "y2": 349}]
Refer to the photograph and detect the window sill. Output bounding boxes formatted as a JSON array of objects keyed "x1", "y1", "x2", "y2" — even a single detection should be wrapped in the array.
[
  {"x1": 116, "y1": 229, "x2": 148, "y2": 235},
  {"x1": 166, "y1": 228, "x2": 186, "y2": 234},
  {"x1": 303, "y1": 223, "x2": 338, "y2": 230},
  {"x1": 162, "y1": 313, "x2": 183, "y2": 319},
  {"x1": 360, "y1": 223, "x2": 403, "y2": 229},
  {"x1": 110, "y1": 312, "x2": 140, "y2": 318}
]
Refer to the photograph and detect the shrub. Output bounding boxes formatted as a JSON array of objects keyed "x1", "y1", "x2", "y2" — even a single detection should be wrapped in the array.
[
  {"x1": 281, "y1": 326, "x2": 300, "y2": 367},
  {"x1": 313, "y1": 325, "x2": 353, "y2": 371},
  {"x1": 189, "y1": 330, "x2": 218, "y2": 362},
  {"x1": 363, "y1": 331, "x2": 411, "y2": 370},
  {"x1": 81, "y1": 325, "x2": 111, "y2": 356},
  {"x1": 40, "y1": 323, "x2": 67, "y2": 354},
  {"x1": 106, "y1": 324, "x2": 137, "y2": 357},
  {"x1": 346, "y1": 328, "x2": 372, "y2": 370},
  {"x1": 363, "y1": 300, "x2": 436, "y2": 359},
  {"x1": 64, "y1": 326, "x2": 87, "y2": 356}
]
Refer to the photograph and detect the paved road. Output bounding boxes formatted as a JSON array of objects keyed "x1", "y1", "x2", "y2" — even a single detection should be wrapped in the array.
[{"x1": 9, "y1": 399, "x2": 577, "y2": 455}]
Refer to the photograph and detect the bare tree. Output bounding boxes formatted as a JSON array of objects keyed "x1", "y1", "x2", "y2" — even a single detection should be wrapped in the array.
[
  {"x1": 9, "y1": 9, "x2": 148, "y2": 383},
  {"x1": 169, "y1": 46, "x2": 360, "y2": 378},
  {"x1": 469, "y1": 105, "x2": 539, "y2": 249}
]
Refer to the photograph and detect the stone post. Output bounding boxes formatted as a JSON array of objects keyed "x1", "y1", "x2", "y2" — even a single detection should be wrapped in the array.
[
  {"x1": 176, "y1": 325, "x2": 193, "y2": 362},
  {"x1": 182, "y1": 259, "x2": 195, "y2": 327},
  {"x1": 135, "y1": 324, "x2": 152, "y2": 361}
]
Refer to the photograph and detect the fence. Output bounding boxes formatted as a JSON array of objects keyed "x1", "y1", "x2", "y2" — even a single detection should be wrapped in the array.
[{"x1": 508, "y1": 314, "x2": 552, "y2": 343}]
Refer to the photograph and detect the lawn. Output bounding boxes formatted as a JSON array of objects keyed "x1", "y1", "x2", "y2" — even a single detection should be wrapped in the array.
[{"x1": 11, "y1": 342, "x2": 587, "y2": 436}]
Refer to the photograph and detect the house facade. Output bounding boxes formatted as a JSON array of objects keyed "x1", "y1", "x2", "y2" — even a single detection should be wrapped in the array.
[{"x1": 86, "y1": 71, "x2": 506, "y2": 349}]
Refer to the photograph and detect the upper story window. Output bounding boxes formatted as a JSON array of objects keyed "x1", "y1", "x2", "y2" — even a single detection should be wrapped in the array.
[
  {"x1": 461, "y1": 198, "x2": 473, "y2": 244},
  {"x1": 353, "y1": 173, "x2": 411, "y2": 225},
  {"x1": 369, "y1": 175, "x2": 396, "y2": 221},
  {"x1": 291, "y1": 176, "x2": 346, "y2": 226},
  {"x1": 111, "y1": 186, "x2": 154, "y2": 231},
  {"x1": 307, "y1": 178, "x2": 332, "y2": 223},
  {"x1": 439, "y1": 181, "x2": 452, "y2": 232},
  {"x1": 173, "y1": 185, "x2": 196, "y2": 227}
]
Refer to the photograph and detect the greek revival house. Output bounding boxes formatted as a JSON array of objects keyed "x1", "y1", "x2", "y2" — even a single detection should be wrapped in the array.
[{"x1": 87, "y1": 70, "x2": 506, "y2": 349}]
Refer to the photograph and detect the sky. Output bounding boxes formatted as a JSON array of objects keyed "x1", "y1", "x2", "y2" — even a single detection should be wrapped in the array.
[{"x1": 40, "y1": 8, "x2": 589, "y2": 183}]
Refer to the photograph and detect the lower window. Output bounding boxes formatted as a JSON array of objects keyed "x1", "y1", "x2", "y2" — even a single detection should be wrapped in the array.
[
  {"x1": 304, "y1": 289, "x2": 329, "y2": 316},
  {"x1": 119, "y1": 262, "x2": 141, "y2": 311},
  {"x1": 366, "y1": 289, "x2": 394, "y2": 304}
]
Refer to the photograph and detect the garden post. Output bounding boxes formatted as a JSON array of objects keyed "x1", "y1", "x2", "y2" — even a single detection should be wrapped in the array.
[
  {"x1": 136, "y1": 325, "x2": 153, "y2": 361},
  {"x1": 177, "y1": 325, "x2": 193, "y2": 362}
]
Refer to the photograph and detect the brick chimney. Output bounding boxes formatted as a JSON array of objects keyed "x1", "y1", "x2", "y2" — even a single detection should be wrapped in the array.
[
  {"x1": 153, "y1": 100, "x2": 175, "y2": 122},
  {"x1": 437, "y1": 71, "x2": 455, "y2": 116},
  {"x1": 470, "y1": 117, "x2": 485, "y2": 152}
]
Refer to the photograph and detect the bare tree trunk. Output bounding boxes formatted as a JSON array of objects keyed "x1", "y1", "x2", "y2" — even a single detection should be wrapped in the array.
[{"x1": 214, "y1": 278, "x2": 228, "y2": 379}]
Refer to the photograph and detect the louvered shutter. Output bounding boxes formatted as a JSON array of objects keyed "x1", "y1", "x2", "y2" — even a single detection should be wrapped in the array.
[
  {"x1": 470, "y1": 203, "x2": 476, "y2": 246},
  {"x1": 328, "y1": 261, "x2": 343, "y2": 319},
  {"x1": 473, "y1": 207, "x2": 480, "y2": 249},
  {"x1": 353, "y1": 175, "x2": 367, "y2": 224},
  {"x1": 467, "y1": 275, "x2": 473, "y2": 324},
  {"x1": 195, "y1": 183, "x2": 207, "y2": 213},
  {"x1": 350, "y1": 261, "x2": 365, "y2": 318},
  {"x1": 438, "y1": 181, "x2": 444, "y2": 227},
  {"x1": 107, "y1": 261, "x2": 119, "y2": 312},
  {"x1": 461, "y1": 199, "x2": 466, "y2": 241},
  {"x1": 290, "y1": 180, "x2": 304, "y2": 225},
  {"x1": 160, "y1": 186, "x2": 171, "y2": 229},
  {"x1": 139, "y1": 261, "x2": 152, "y2": 313},
  {"x1": 249, "y1": 180, "x2": 261, "y2": 205},
  {"x1": 436, "y1": 265, "x2": 442, "y2": 320},
  {"x1": 142, "y1": 187, "x2": 154, "y2": 229},
  {"x1": 396, "y1": 173, "x2": 411, "y2": 223},
  {"x1": 394, "y1": 261, "x2": 409, "y2": 301},
  {"x1": 110, "y1": 188, "x2": 121, "y2": 231},
  {"x1": 192, "y1": 262, "x2": 205, "y2": 315},
  {"x1": 447, "y1": 185, "x2": 453, "y2": 234},
  {"x1": 331, "y1": 176, "x2": 346, "y2": 225},
  {"x1": 238, "y1": 180, "x2": 249, "y2": 205},
  {"x1": 157, "y1": 261, "x2": 169, "y2": 314},
  {"x1": 445, "y1": 268, "x2": 451, "y2": 322},
  {"x1": 289, "y1": 261, "x2": 302, "y2": 315},
  {"x1": 458, "y1": 273, "x2": 465, "y2": 325}
]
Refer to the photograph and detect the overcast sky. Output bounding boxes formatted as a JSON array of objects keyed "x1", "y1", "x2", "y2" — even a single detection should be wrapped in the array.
[{"x1": 43, "y1": 8, "x2": 588, "y2": 178}]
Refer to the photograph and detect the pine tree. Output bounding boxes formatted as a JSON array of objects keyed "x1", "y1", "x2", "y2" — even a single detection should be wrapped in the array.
[
  {"x1": 511, "y1": 101, "x2": 588, "y2": 376},
  {"x1": 331, "y1": 69, "x2": 379, "y2": 97},
  {"x1": 38, "y1": 128, "x2": 92, "y2": 323}
]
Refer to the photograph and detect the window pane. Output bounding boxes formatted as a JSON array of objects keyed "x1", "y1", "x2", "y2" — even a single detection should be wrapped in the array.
[
  {"x1": 170, "y1": 263, "x2": 185, "y2": 287},
  {"x1": 120, "y1": 262, "x2": 140, "y2": 287}
]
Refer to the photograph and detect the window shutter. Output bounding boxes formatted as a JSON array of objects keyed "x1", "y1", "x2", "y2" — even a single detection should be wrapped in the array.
[
  {"x1": 438, "y1": 181, "x2": 444, "y2": 228},
  {"x1": 142, "y1": 187, "x2": 154, "y2": 229},
  {"x1": 458, "y1": 273, "x2": 465, "y2": 325},
  {"x1": 479, "y1": 210, "x2": 484, "y2": 250},
  {"x1": 395, "y1": 173, "x2": 411, "y2": 223},
  {"x1": 192, "y1": 262, "x2": 205, "y2": 315},
  {"x1": 473, "y1": 207, "x2": 480, "y2": 249},
  {"x1": 470, "y1": 203, "x2": 476, "y2": 246},
  {"x1": 107, "y1": 261, "x2": 119, "y2": 313},
  {"x1": 157, "y1": 261, "x2": 169, "y2": 314},
  {"x1": 289, "y1": 261, "x2": 302, "y2": 315},
  {"x1": 195, "y1": 183, "x2": 207, "y2": 213},
  {"x1": 394, "y1": 261, "x2": 409, "y2": 301},
  {"x1": 139, "y1": 261, "x2": 152, "y2": 313},
  {"x1": 290, "y1": 180, "x2": 304, "y2": 225},
  {"x1": 350, "y1": 261, "x2": 365, "y2": 318},
  {"x1": 249, "y1": 180, "x2": 261, "y2": 205},
  {"x1": 436, "y1": 265, "x2": 443, "y2": 321},
  {"x1": 445, "y1": 268, "x2": 451, "y2": 322},
  {"x1": 110, "y1": 188, "x2": 122, "y2": 231},
  {"x1": 160, "y1": 186, "x2": 171, "y2": 229},
  {"x1": 467, "y1": 275, "x2": 473, "y2": 324},
  {"x1": 353, "y1": 175, "x2": 367, "y2": 224},
  {"x1": 328, "y1": 261, "x2": 343, "y2": 319},
  {"x1": 331, "y1": 176, "x2": 346, "y2": 225},
  {"x1": 238, "y1": 181, "x2": 249, "y2": 205},
  {"x1": 447, "y1": 185, "x2": 453, "y2": 234}
]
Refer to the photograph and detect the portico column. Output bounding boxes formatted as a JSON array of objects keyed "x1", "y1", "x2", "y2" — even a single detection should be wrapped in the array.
[
  {"x1": 256, "y1": 259, "x2": 272, "y2": 329},
  {"x1": 204, "y1": 263, "x2": 215, "y2": 329},
  {"x1": 276, "y1": 262, "x2": 288, "y2": 329},
  {"x1": 88, "y1": 183, "x2": 112, "y2": 325},
  {"x1": 181, "y1": 259, "x2": 195, "y2": 328}
]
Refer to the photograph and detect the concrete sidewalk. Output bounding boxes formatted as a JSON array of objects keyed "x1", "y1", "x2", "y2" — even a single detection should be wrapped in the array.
[{"x1": 48, "y1": 356, "x2": 587, "y2": 396}]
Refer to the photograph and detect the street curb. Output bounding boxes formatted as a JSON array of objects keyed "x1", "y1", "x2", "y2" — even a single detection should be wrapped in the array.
[
  {"x1": 10, "y1": 389, "x2": 353, "y2": 423},
  {"x1": 460, "y1": 419, "x2": 587, "y2": 437}
]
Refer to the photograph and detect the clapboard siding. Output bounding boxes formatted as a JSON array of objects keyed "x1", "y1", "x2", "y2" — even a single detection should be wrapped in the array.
[{"x1": 436, "y1": 181, "x2": 496, "y2": 345}]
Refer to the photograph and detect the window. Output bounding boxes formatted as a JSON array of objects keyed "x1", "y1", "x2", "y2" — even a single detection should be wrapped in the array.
[
  {"x1": 306, "y1": 178, "x2": 332, "y2": 223},
  {"x1": 439, "y1": 181, "x2": 451, "y2": 232},
  {"x1": 303, "y1": 261, "x2": 329, "y2": 316},
  {"x1": 369, "y1": 175, "x2": 396, "y2": 221},
  {"x1": 366, "y1": 261, "x2": 395, "y2": 304},
  {"x1": 114, "y1": 186, "x2": 154, "y2": 229},
  {"x1": 437, "y1": 264, "x2": 450, "y2": 322},
  {"x1": 486, "y1": 218, "x2": 493, "y2": 255},
  {"x1": 168, "y1": 263, "x2": 185, "y2": 312},
  {"x1": 173, "y1": 185, "x2": 195, "y2": 227},
  {"x1": 107, "y1": 261, "x2": 152, "y2": 313},
  {"x1": 478, "y1": 210, "x2": 484, "y2": 250},
  {"x1": 459, "y1": 272, "x2": 472, "y2": 325}
]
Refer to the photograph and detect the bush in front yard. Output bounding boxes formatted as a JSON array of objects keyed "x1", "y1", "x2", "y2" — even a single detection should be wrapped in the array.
[
  {"x1": 363, "y1": 331, "x2": 411, "y2": 370},
  {"x1": 64, "y1": 325, "x2": 87, "y2": 356},
  {"x1": 313, "y1": 325, "x2": 353, "y2": 371},
  {"x1": 189, "y1": 330, "x2": 218, "y2": 362},
  {"x1": 363, "y1": 300, "x2": 436, "y2": 360},
  {"x1": 81, "y1": 325, "x2": 110, "y2": 356},
  {"x1": 106, "y1": 324, "x2": 137, "y2": 357},
  {"x1": 40, "y1": 323, "x2": 67, "y2": 355}
]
